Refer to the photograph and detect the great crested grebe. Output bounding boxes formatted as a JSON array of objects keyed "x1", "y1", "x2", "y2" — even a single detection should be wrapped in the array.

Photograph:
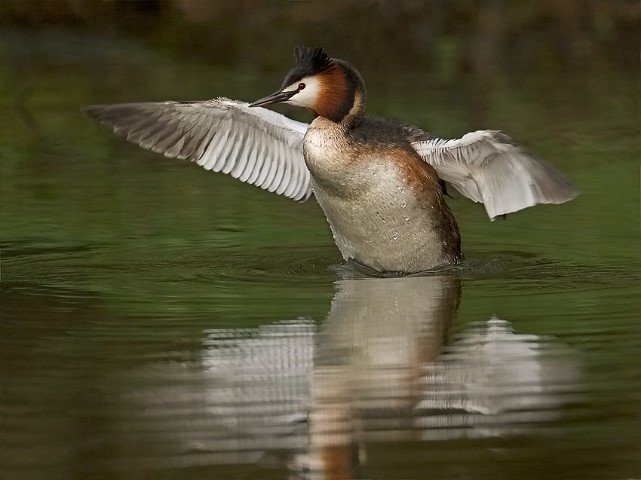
[{"x1": 86, "y1": 46, "x2": 578, "y2": 274}]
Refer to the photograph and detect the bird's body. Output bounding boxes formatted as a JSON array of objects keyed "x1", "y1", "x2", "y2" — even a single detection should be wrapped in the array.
[
  {"x1": 304, "y1": 116, "x2": 460, "y2": 272},
  {"x1": 86, "y1": 47, "x2": 577, "y2": 274}
]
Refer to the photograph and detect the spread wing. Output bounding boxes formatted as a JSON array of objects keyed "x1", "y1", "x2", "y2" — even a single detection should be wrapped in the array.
[
  {"x1": 85, "y1": 97, "x2": 312, "y2": 201},
  {"x1": 411, "y1": 130, "x2": 579, "y2": 219}
]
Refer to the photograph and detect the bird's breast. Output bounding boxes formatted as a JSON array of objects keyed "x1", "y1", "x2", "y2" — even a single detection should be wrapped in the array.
[{"x1": 302, "y1": 120, "x2": 460, "y2": 273}]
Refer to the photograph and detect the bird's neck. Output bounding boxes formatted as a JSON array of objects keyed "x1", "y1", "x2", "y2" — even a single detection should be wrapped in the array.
[{"x1": 312, "y1": 60, "x2": 366, "y2": 129}]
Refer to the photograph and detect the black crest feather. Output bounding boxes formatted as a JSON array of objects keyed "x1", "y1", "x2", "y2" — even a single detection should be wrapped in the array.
[
  {"x1": 295, "y1": 46, "x2": 332, "y2": 72},
  {"x1": 281, "y1": 46, "x2": 334, "y2": 88}
]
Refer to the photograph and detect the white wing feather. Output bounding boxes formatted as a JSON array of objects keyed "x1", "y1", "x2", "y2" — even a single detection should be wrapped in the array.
[
  {"x1": 412, "y1": 130, "x2": 578, "y2": 219},
  {"x1": 85, "y1": 97, "x2": 312, "y2": 201}
]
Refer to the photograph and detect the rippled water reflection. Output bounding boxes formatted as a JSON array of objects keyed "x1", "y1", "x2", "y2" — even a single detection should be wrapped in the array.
[
  {"x1": 110, "y1": 276, "x2": 582, "y2": 478},
  {"x1": 3, "y1": 242, "x2": 639, "y2": 479}
]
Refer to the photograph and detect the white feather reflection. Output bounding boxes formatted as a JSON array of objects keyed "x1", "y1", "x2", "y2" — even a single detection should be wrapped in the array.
[
  {"x1": 417, "y1": 316, "x2": 580, "y2": 439},
  {"x1": 202, "y1": 321, "x2": 315, "y2": 437},
  {"x1": 123, "y1": 276, "x2": 580, "y2": 475}
]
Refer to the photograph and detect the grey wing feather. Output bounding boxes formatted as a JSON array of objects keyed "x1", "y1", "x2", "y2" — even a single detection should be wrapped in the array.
[
  {"x1": 85, "y1": 97, "x2": 312, "y2": 201},
  {"x1": 411, "y1": 130, "x2": 579, "y2": 219}
]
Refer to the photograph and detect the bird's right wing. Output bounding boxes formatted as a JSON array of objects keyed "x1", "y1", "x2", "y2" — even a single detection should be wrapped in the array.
[
  {"x1": 85, "y1": 97, "x2": 312, "y2": 201},
  {"x1": 412, "y1": 130, "x2": 579, "y2": 219}
]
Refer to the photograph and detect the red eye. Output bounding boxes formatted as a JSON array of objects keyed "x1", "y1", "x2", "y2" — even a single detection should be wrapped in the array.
[{"x1": 298, "y1": 82, "x2": 306, "y2": 90}]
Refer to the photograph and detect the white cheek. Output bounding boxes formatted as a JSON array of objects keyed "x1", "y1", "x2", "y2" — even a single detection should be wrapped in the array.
[{"x1": 284, "y1": 77, "x2": 321, "y2": 108}]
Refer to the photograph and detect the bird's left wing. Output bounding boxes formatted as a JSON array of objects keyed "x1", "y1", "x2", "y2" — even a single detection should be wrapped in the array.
[
  {"x1": 85, "y1": 97, "x2": 312, "y2": 201},
  {"x1": 411, "y1": 130, "x2": 579, "y2": 219}
]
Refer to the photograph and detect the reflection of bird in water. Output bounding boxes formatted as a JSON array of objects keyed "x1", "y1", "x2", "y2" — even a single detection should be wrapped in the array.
[
  {"x1": 119, "y1": 276, "x2": 577, "y2": 477},
  {"x1": 201, "y1": 307, "x2": 578, "y2": 435},
  {"x1": 86, "y1": 46, "x2": 577, "y2": 274}
]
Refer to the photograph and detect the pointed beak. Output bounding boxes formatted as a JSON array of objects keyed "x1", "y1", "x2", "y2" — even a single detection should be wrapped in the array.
[{"x1": 249, "y1": 89, "x2": 297, "y2": 108}]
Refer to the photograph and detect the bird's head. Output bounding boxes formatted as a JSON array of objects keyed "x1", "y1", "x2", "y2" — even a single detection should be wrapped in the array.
[{"x1": 250, "y1": 46, "x2": 366, "y2": 127}]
